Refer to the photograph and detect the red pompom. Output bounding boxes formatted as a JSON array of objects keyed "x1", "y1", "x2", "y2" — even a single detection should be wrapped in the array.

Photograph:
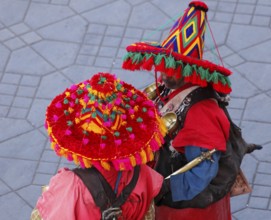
[
  {"x1": 142, "y1": 56, "x2": 154, "y2": 71},
  {"x1": 155, "y1": 58, "x2": 166, "y2": 73}
]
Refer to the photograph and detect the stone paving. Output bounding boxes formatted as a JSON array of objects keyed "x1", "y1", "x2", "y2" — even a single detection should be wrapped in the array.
[{"x1": 0, "y1": 0, "x2": 271, "y2": 219}]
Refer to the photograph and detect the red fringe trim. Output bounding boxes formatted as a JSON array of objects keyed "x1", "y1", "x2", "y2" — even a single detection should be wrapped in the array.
[
  {"x1": 155, "y1": 58, "x2": 166, "y2": 72},
  {"x1": 142, "y1": 56, "x2": 154, "y2": 71}
]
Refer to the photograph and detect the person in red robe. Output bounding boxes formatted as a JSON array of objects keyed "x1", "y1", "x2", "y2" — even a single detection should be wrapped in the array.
[{"x1": 122, "y1": 1, "x2": 234, "y2": 219}]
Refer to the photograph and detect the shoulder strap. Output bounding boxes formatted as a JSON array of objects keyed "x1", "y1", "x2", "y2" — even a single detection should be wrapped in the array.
[
  {"x1": 73, "y1": 166, "x2": 140, "y2": 211},
  {"x1": 73, "y1": 167, "x2": 111, "y2": 211}
]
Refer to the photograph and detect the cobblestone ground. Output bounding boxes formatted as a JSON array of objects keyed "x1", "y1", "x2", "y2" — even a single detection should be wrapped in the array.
[{"x1": 0, "y1": 0, "x2": 271, "y2": 219}]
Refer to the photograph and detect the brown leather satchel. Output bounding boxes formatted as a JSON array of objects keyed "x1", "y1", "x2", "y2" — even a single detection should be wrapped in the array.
[{"x1": 230, "y1": 169, "x2": 252, "y2": 197}]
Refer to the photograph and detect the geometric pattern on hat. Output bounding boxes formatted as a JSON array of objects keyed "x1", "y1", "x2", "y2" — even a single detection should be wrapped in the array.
[
  {"x1": 122, "y1": 1, "x2": 232, "y2": 94},
  {"x1": 45, "y1": 73, "x2": 167, "y2": 171},
  {"x1": 162, "y1": 5, "x2": 206, "y2": 60}
]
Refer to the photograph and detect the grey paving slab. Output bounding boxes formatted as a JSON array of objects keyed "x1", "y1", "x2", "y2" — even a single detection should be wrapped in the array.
[
  {"x1": 0, "y1": 0, "x2": 29, "y2": 26},
  {"x1": 0, "y1": 130, "x2": 46, "y2": 160},
  {"x1": 0, "y1": 158, "x2": 37, "y2": 190},
  {"x1": 227, "y1": 25, "x2": 271, "y2": 51},
  {"x1": 82, "y1": 0, "x2": 131, "y2": 26},
  {"x1": 32, "y1": 40, "x2": 80, "y2": 69},
  {"x1": 36, "y1": 72, "x2": 72, "y2": 99},
  {"x1": 27, "y1": 98, "x2": 51, "y2": 127},
  {"x1": 0, "y1": 0, "x2": 271, "y2": 219},
  {"x1": 236, "y1": 62, "x2": 271, "y2": 91},
  {"x1": 25, "y1": 3, "x2": 75, "y2": 29},
  {"x1": 244, "y1": 94, "x2": 271, "y2": 123},
  {"x1": 0, "y1": 192, "x2": 32, "y2": 220},
  {"x1": 37, "y1": 16, "x2": 87, "y2": 43},
  {"x1": 0, "y1": 44, "x2": 10, "y2": 71},
  {"x1": 6, "y1": 47, "x2": 55, "y2": 75}
]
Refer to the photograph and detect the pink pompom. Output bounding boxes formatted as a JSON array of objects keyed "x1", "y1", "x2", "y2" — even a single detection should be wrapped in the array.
[
  {"x1": 53, "y1": 115, "x2": 59, "y2": 122},
  {"x1": 67, "y1": 153, "x2": 73, "y2": 161},
  {"x1": 148, "y1": 110, "x2": 155, "y2": 118},
  {"x1": 71, "y1": 93, "x2": 77, "y2": 99},
  {"x1": 83, "y1": 138, "x2": 89, "y2": 145},
  {"x1": 94, "y1": 101, "x2": 99, "y2": 107},
  {"x1": 127, "y1": 91, "x2": 133, "y2": 97},
  {"x1": 121, "y1": 114, "x2": 127, "y2": 120},
  {"x1": 103, "y1": 121, "x2": 112, "y2": 127},
  {"x1": 140, "y1": 124, "x2": 146, "y2": 130},
  {"x1": 129, "y1": 134, "x2": 135, "y2": 140},
  {"x1": 84, "y1": 96, "x2": 89, "y2": 103},
  {"x1": 129, "y1": 109, "x2": 135, "y2": 114},
  {"x1": 115, "y1": 139, "x2": 122, "y2": 146},
  {"x1": 70, "y1": 85, "x2": 77, "y2": 91},
  {"x1": 107, "y1": 103, "x2": 112, "y2": 109},
  {"x1": 100, "y1": 143, "x2": 106, "y2": 149},
  {"x1": 65, "y1": 129, "x2": 72, "y2": 135},
  {"x1": 115, "y1": 98, "x2": 122, "y2": 105},
  {"x1": 69, "y1": 102, "x2": 75, "y2": 107},
  {"x1": 55, "y1": 102, "x2": 62, "y2": 108}
]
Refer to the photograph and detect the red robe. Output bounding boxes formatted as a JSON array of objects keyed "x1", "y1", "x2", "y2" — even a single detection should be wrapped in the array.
[
  {"x1": 36, "y1": 165, "x2": 163, "y2": 220},
  {"x1": 156, "y1": 96, "x2": 231, "y2": 220}
]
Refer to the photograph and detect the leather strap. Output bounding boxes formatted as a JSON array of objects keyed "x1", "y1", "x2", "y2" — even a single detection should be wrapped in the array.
[{"x1": 73, "y1": 166, "x2": 140, "y2": 211}]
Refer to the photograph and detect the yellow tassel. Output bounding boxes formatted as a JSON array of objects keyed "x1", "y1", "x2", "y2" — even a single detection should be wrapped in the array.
[
  {"x1": 101, "y1": 161, "x2": 111, "y2": 170},
  {"x1": 65, "y1": 91, "x2": 70, "y2": 97},
  {"x1": 129, "y1": 155, "x2": 137, "y2": 166},
  {"x1": 51, "y1": 142, "x2": 56, "y2": 150},
  {"x1": 73, "y1": 154, "x2": 79, "y2": 165},
  {"x1": 47, "y1": 126, "x2": 52, "y2": 134},
  {"x1": 146, "y1": 146, "x2": 154, "y2": 161},
  {"x1": 154, "y1": 133, "x2": 162, "y2": 146},
  {"x1": 140, "y1": 150, "x2": 147, "y2": 164},
  {"x1": 83, "y1": 158, "x2": 92, "y2": 168}
]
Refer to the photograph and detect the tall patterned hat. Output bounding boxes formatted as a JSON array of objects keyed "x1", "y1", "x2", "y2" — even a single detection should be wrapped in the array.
[
  {"x1": 122, "y1": 1, "x2": 232, "y2": 94},
  {"x1": 45, "y1": 73, "x2": 166, "y2": 171}
]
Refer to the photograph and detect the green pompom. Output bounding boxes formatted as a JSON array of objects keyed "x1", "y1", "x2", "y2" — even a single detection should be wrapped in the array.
[
  {"x1": 136, "y1": 117, "x2": 143, "y2": 122},
  {"x1": 67, "y1": 121, "x2": 73, "y2": 126},
  {"x1": 114, "y1": 131, "x2": 120, "y2": 137},
  {"x1": 63, "y1": 98, "x2": 69, "y2": 104}
]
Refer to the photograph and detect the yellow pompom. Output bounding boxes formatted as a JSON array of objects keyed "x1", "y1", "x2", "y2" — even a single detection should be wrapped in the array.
[{"x1": 68, "y1": 107, "x2": 74, "y2": 113}]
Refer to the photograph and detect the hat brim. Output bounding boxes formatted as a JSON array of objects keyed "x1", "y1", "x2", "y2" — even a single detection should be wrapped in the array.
[
  {"x1": 122, "y1": 42, "x2": 232, "y2": 94},
  {"x1": 45, "y1": 73, "x2": 167, "y2": 171}
]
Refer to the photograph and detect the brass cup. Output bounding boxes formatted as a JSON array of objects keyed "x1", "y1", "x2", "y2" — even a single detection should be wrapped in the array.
[
  {"x1": 161, "y1": 112, "x2": 178, "y2": 134},
  {"x1": 143, "y1": 82, "x2": 161, "y2": 100}
]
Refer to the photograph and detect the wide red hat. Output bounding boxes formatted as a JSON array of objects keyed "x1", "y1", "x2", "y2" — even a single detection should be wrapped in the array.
[
  {"x1": 122, "y1": 1, "x2": 232, "y2": 94},
  {"x1": 45, "y1": 72, "x2": 166, "y2": 171}
]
